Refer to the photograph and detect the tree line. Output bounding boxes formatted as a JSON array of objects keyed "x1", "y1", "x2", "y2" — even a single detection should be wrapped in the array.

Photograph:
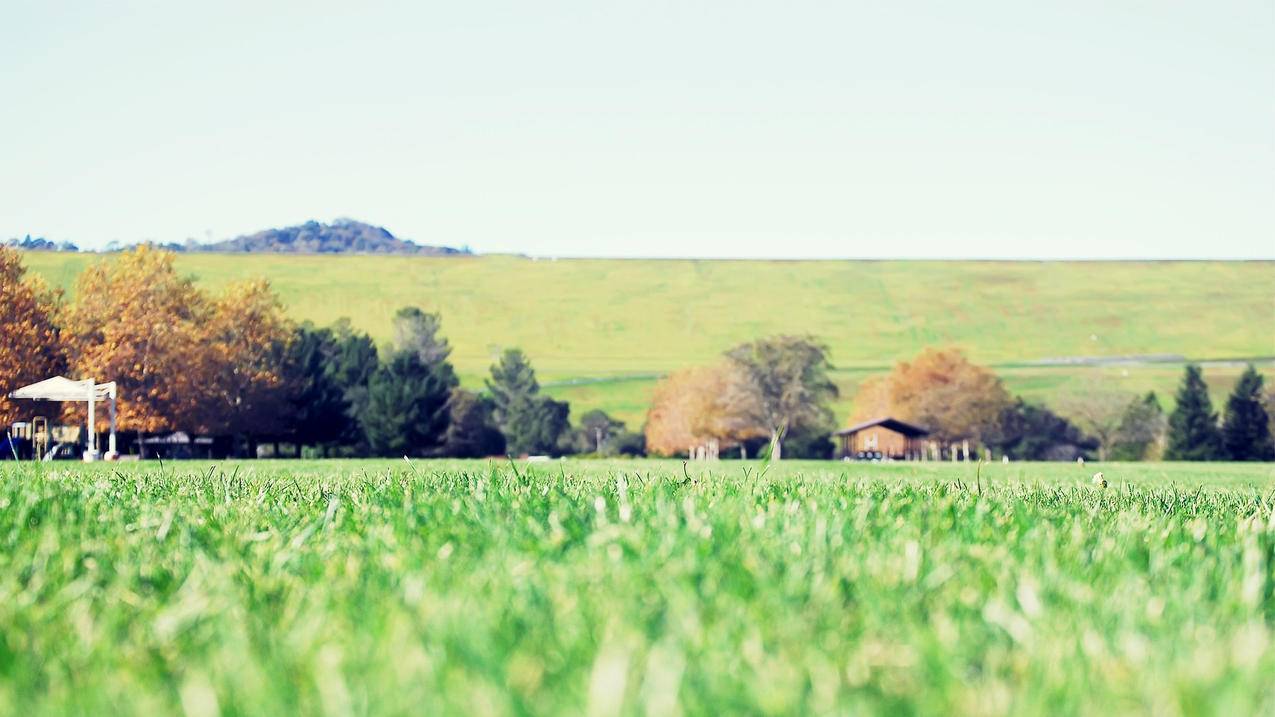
[
  {"x1": 2, "y1": 246, "x2": 1271, "y2": 461},
  {"x1": 644, "y1": 343, "x2": 1275, "y2": 462},
  {"x1": 0, "y1": 246, "x2": 639, "y2": 458}
]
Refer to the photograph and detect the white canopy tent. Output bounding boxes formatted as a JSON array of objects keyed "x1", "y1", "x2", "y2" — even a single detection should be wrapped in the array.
[{"x1": 9, "y1": 377, "x2": 118, "y2": 461}]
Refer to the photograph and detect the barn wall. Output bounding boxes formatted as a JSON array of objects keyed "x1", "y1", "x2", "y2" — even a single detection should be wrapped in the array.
[{"x1": 852, "y1": 427, "x2": 910, "y2": 455}]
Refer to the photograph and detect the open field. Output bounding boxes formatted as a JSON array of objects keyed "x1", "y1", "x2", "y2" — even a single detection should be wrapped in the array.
[
  {"x1": 2, "y1": 459, "x2": 1274, "y2": 715},
  {"x1": 20, "y1": 253, "x2": 1275, "y2": 424}
]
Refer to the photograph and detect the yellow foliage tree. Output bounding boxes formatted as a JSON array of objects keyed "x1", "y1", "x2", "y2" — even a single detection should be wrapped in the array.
[
  {"x1": 0, "y1": 247, "x2": 65, "y2": 426},
  {"x1": 849, "y1": 347, "x2": 1012, "y2": 445}
]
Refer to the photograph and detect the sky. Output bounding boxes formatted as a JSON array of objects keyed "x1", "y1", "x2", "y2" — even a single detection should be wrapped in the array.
[{"x1": 2, "y1": 1, "x2": 1271, "y2": 259}]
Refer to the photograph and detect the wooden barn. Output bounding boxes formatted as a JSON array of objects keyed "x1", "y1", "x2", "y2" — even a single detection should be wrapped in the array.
[{"x1": 834, "y1": 417, "x2": 930, "y2": 460}]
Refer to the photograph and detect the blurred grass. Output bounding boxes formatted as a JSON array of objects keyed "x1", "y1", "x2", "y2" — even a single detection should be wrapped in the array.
[
  {"x1": 21, "y1": 254, "x2": 1275, "y2": 425},
  {"x1": 1, "y1": 459, "x2": 1273, "y2": 715}
]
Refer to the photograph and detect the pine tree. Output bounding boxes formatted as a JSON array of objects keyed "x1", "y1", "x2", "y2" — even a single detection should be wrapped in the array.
[
  {"x1": 282, "y1": 324, "x2": 352, "y2": 452},
  {"x1": 485, "y1": 348, "x2": 540, "y2": 422},
  {"x1": 392, "y1": 307, "x2": 457, "y2": 386},
  {"x1": 327, "y1": 319, "x2": 380, "y2": 444},
  {"x1": 484, "y1": 349, "x2": 569, "y2": 455},
  {"x1": 1165, "y1": 364, "x2": 1224, "y2": 461},
  {"x1": 360, "y1": 351, "x2": 453, "y2": 457},
  {"x1": 1221, "y1": 365, "x2": 1275, "y2": 461}
]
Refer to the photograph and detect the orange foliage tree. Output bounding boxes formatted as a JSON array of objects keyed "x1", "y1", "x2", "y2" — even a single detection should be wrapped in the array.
[
  {"x1": 849, "y1": 347, "x2": 1012, "y2": 445},
  {"x1": 61, "y1": 247, "x2": 292, "y2": 437},
  {"x1": 61, "y1": 247, "x2": 212, "y2": 433},
  {"x1": 201, "y1": 279, "x2": 294, "y2": 437},
  {"x1": 0, "y1": 247, "x2": 66, "y2": 426},
  {"x1": 644, "y1": 363, "x2": 765, "y2": 457}
]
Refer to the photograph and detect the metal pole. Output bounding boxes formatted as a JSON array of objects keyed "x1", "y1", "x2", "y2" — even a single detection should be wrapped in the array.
[{"x1": 108, "y1": 392, "x2": 117, "y2": 456}]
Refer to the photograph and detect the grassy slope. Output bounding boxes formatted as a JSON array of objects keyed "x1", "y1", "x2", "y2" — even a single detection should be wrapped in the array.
[
  {"x1": 22, "y1": 253, "x2": 1275, "y2": 425},
  {"x1": 2, "y1": 460, "x2": 1273, "y2": 715}
]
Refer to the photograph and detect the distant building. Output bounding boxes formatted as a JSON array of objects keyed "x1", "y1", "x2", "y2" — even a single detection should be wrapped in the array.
[{"x1": 834, "y1": 417, "x2": 930, "y2": 460}]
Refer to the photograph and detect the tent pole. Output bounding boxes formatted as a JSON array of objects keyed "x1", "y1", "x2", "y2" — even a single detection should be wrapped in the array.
[{"x1": 86, "y1": 381, "x2": 97, "y2": 460}]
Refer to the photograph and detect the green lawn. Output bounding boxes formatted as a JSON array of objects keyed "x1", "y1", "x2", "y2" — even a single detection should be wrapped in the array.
[
  {"x1": 2, "y1": 459, "x2": 1273, "y2": 715},
  {"x1": 20, "y1": 253, "x2": 1275, "y2": 425}
]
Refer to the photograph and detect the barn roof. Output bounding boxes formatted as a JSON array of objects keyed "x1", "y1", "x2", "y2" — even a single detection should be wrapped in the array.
[{"x1": 834, "y1": 417, "x2": 930, "y2": 437}]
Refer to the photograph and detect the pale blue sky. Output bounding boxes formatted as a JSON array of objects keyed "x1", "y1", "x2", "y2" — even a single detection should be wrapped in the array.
[{"x1": 2, "y1": 1, "x2": 1271, "y2": 258}]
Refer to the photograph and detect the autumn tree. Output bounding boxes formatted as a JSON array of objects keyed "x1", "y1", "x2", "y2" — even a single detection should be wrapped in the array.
[
  {"x1": 644, "y1": 363, "x2": 765, "y2": 457},
  {"x1": 0, "y1": 247, "x2": 65, "y2": 426},
  {"x1": 61, "y1": 247, "x2": 212, "y2": 433},
  {"x1": 850, "y1": 347, "x2": 1012, "y2": 447},
  {"x1": 202, "y1": 279, "x2": 293, "y2": 442},
  {"x1": 724, "y1": 335, "x2": 838, "y2": 460}
]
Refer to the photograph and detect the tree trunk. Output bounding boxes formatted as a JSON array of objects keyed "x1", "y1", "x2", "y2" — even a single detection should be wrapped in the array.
[{"x1": 771, "y1": 430, "x2": 782, "y2": 462}]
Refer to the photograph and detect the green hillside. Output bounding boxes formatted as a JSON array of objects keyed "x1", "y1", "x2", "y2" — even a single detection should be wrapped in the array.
[{"x1": 21, "y1": 253, "x2": 1275, "y2": 425}]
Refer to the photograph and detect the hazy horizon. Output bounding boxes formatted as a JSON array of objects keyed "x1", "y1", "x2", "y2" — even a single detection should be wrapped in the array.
[{"x1": 3, "y1": 2, "x2": 1271, "y2": 260}]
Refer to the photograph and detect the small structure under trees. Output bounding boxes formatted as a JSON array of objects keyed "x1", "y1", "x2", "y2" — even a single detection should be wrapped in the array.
[
  {"x1": 8, "y1": 376, "x2": 118, "y2": 461},
  {"x1": 834, "y1": 417, "x2": 929, "y2": 460}
]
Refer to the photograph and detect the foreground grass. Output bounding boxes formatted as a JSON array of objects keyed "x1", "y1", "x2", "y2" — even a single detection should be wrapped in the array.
[{"x1": 1, "y1": 460, "x2": 1273, "y2": 715}]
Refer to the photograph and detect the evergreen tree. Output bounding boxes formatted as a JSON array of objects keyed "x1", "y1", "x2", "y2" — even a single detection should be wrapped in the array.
[
  {"x1": 442, "y1": 390, "x2": 506, "y2": 458},
  {"x1": 1221, "y1": 365, "x2": 1275, "y2": 461},
  {"x1": 484, "y1": 349, "x2": 570, "y2": 454},
  {"x1": 486, "y1": 348, "x2": 540, "y2": 422},
  {"x1": 360, "y1": 351, "x2": 453, "y2": 456},
  {"x1": 570, "y1": 409, "x2": 629, "y2": 454},
  {"x1": 282, "y1": 324, "x2": 351, "y2": 452},
  {"x1": 1165, "y1": 364, "x2": 1224, "y2": 461},
  {"x1": 1109, "y1": 392, "x2": 1166, "y2": 461},
  {"x1": 327, "y1": 320, "x2": 380, "y2": 447},
  {"x1": 989, "y1": 399, "x2": 1097, "y2": 461},
  {"x1": 508, "y1": 396, "x2": 572, "y2": 455},
  {"x1": 392, "y1": 307, "x2": 457, "y2": 386}
]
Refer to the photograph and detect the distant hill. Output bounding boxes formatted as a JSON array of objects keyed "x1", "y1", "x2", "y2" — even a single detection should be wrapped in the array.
[
  {"x1": 196, "y1": 219, "x2": 467, "y2": 255},
  {"x1": 4, "y1": 235, "x2": 79, "y2": 252}
]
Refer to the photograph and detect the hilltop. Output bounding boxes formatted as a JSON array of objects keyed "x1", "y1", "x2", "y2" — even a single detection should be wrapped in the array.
[
  {"x1": 195, "y1": 218, "x2": 467, "y2": 255},
  {"x1": 20, "y1": 254, "x2": 1275, "y2": 424},
  {"x1": 11, "y1": 219, "x2": 468, "y2": 256}
]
